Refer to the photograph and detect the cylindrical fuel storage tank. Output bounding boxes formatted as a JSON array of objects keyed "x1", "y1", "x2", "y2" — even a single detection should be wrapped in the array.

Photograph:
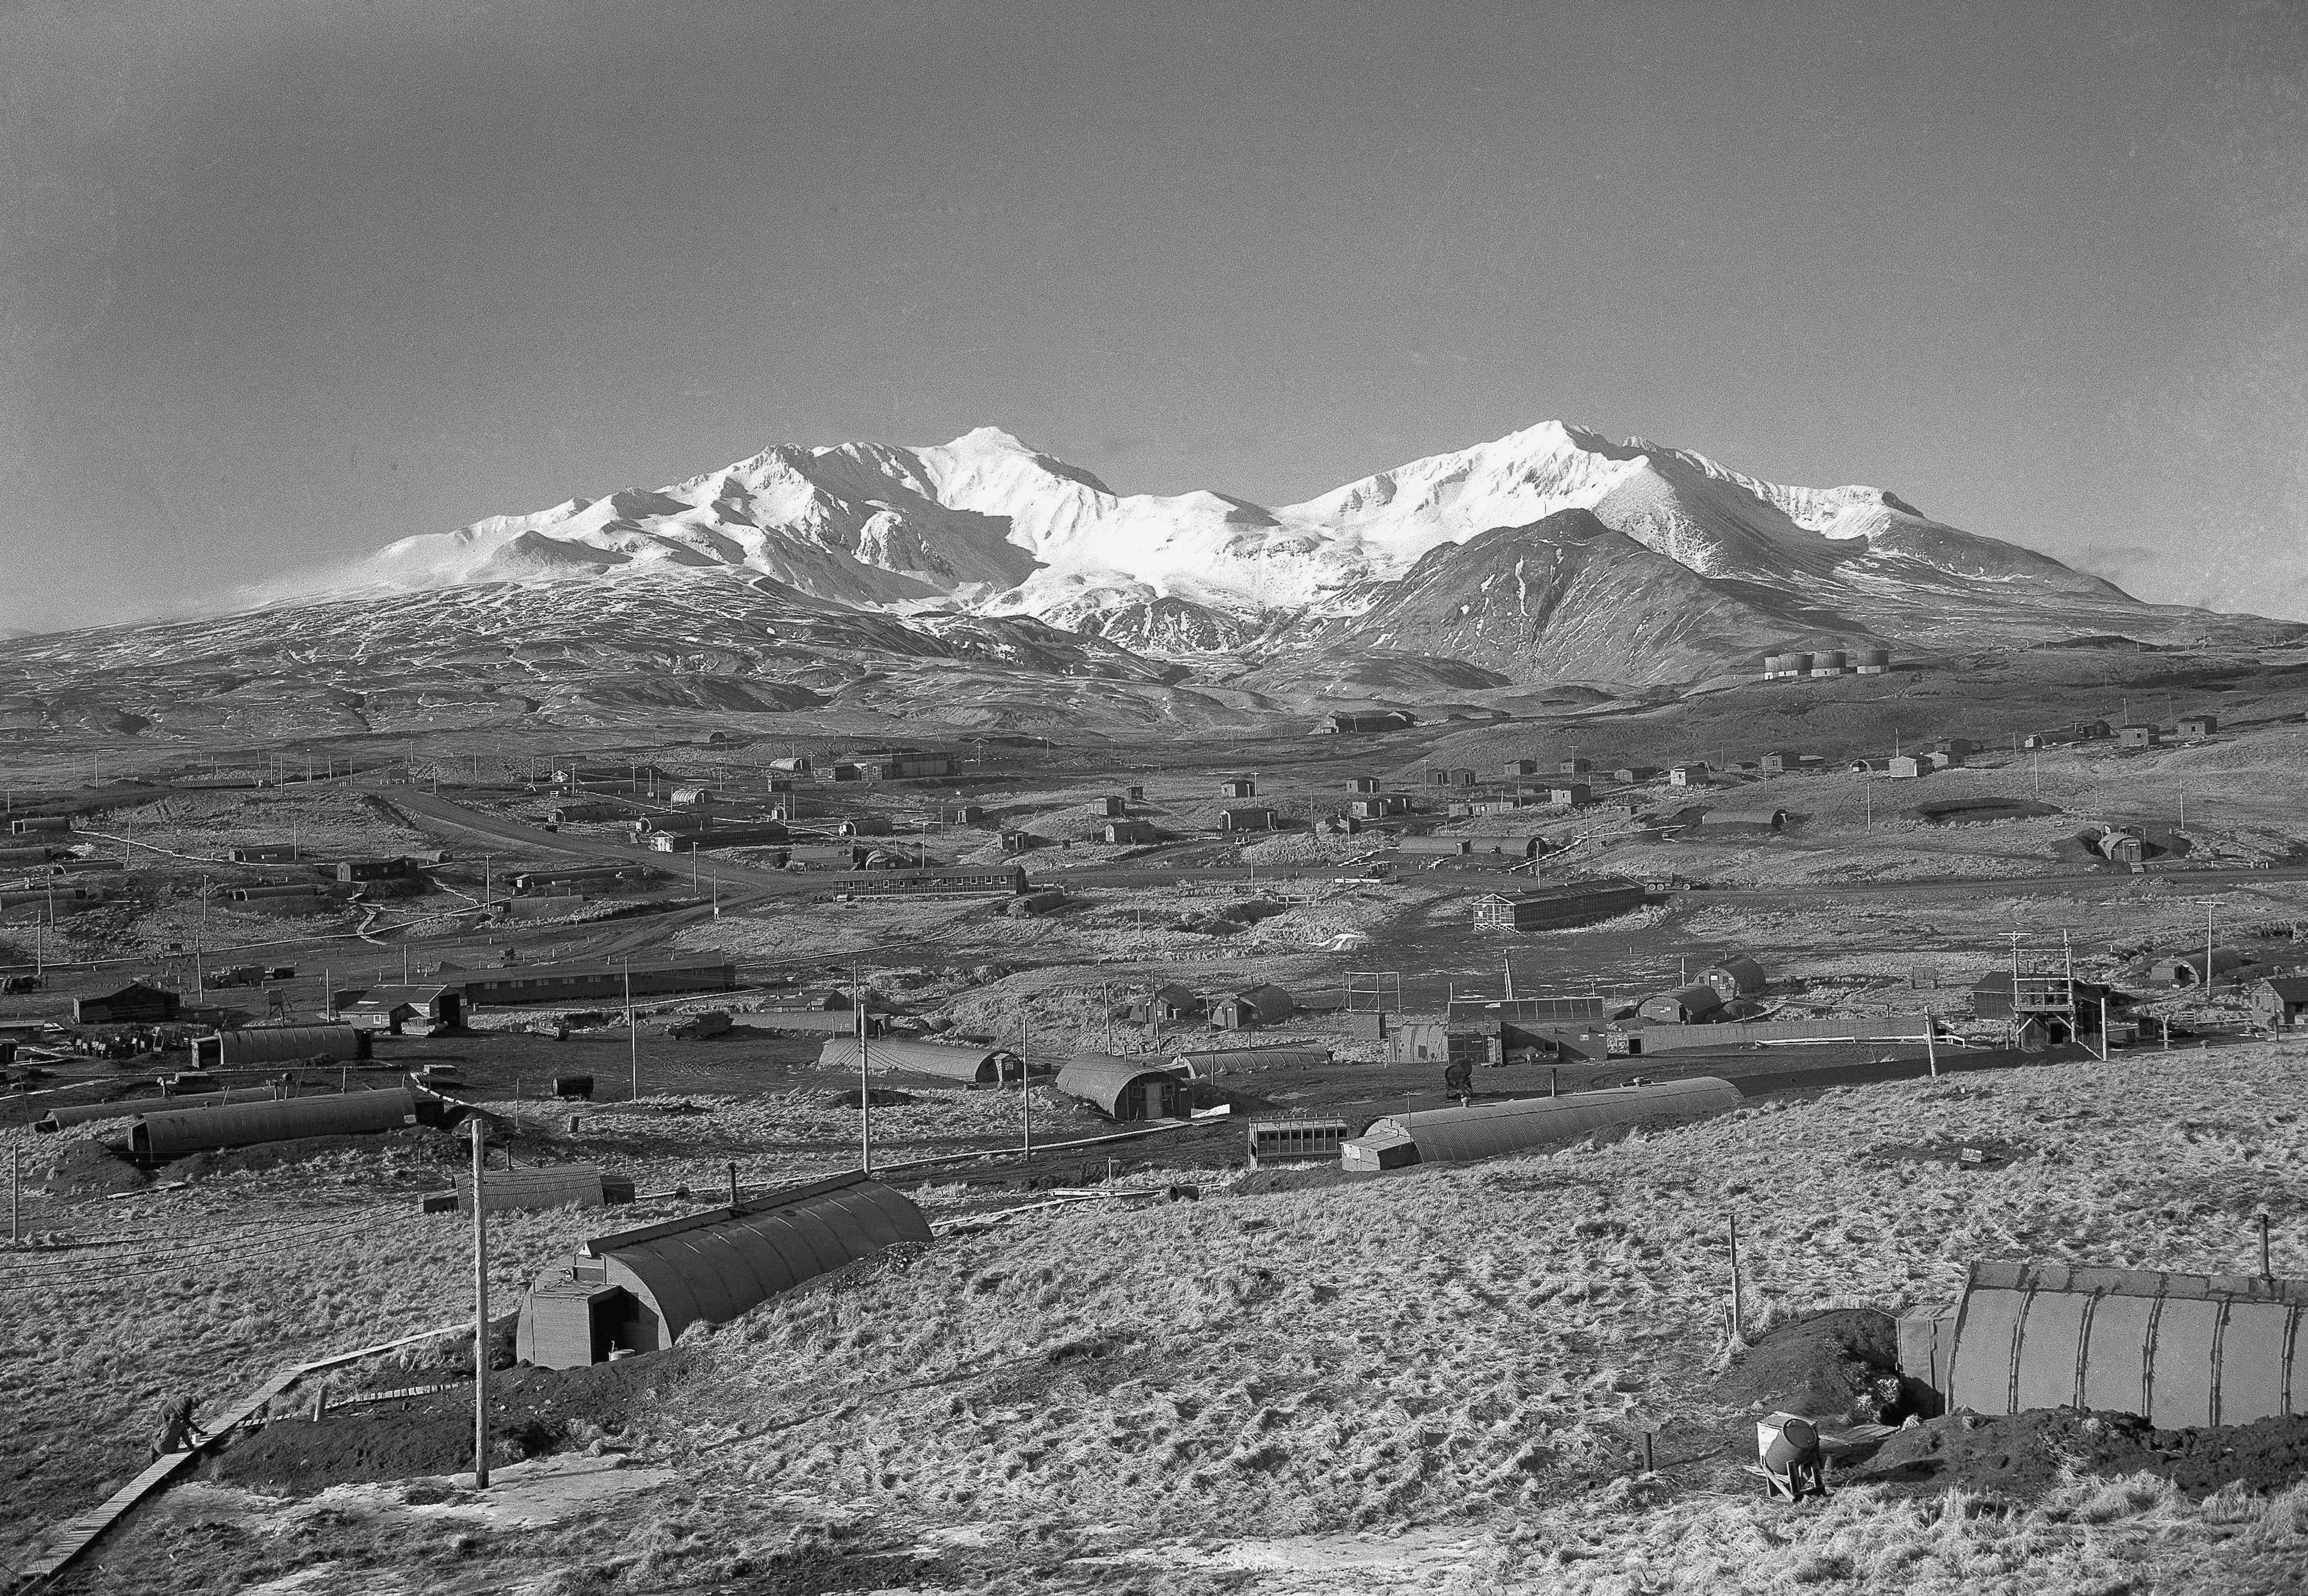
[
  {"x1": 1812, "y1": 650, "x2": 1847, "y2": 674},
  {"x1": 1788, "y1": 652, "x2": 1814, "y2": 674},
  {"x1": 1858, "y1": 647, "x2": 1891, "y2": 674},
  {"x1": 131, "y1": 1086, "x2": 421, "y2": 1159}
]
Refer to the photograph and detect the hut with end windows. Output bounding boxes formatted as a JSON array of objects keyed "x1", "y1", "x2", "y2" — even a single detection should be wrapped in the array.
[
  {"x1": 1342, "y1": 1078, "x2": 1739, "y2": 1172},
  {"x1": 1700, "y1": 954, "x2": 1767, "y2": 1001},
  {"x1": 1219, "y1": 777, "x2": 1257, "y2": 799},
  {"x1": 815, "y1": 1035, "x2": 1018, "y2": 1085},
  {"x1": 514, "y1": 1173, "x2": 929, "y2": 1368},
  {"x1": 1055, "y1": 1053, "x2": 1193, "y2": 1121},
  {"x1": 1218, "y1": 806, "x2": 1277, "y2": 833}
]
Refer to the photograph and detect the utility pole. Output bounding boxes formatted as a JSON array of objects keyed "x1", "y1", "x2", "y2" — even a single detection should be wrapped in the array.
[
  {"x1": 1922, "y1": 1014, "x2": 1938, "y2": 1079},
  {"x1": 624, "y1": 955, "x2": 638, "y2": 1101},
  {"x1": 469, "y1": 1116, "x2": 490, "y2": 1490},
  {"x1": 1022, "y1": 1010, "x2": 1034, "y2": 1163},
  {"x1": 10, "y1": 1141, "x2": 19, "y2": 1242},
  {"x1": 2208, "y1": 904, "x2": 2218, "y2": 1004},
  {"x1": 856, "y1": 960, "x2": 872, "y2": 1174},
  {"x1": 1727, "y1": 1214, "x2": 1744, "y2": 1343}
]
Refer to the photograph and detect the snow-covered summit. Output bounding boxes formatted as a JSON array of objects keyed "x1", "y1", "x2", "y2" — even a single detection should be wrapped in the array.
[{"x1": 285, "y1": 419, "x2": 2132, "y2": 638}]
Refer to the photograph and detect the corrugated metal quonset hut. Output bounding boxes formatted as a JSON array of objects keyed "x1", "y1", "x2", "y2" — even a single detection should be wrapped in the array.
[
  {"x1": 1637, "y1": 984, "x2": 1725, "y2": 1024},
  {"x1": 514, "y1": 1172, "x2": 930, "y2": 1368},
  {"x1": 451, "y1": 1165, "x2": 610, "y2": 1214},
  {"x1": 1170, "y1": 1044, "x2": 1334, "y2": 1076},
  {"x1": 194, "y1": 1025, "x2": 370, "y2": 1068},
  {"x1": 816, "y1": 1035, "x2": 1018, "y2": 1084},
  {"x1": 1055, "y1": 1053, "x2": 1194, "y2": 1121},
  {"x1": 1341, "y1": 1077, "x2": 1739, "y2": 1171},
  {"x1": 36, "y1": 1085, "x2": 279, "y2": 1133},
  {"x1": 1898, "y1": 1260, "x2": 2308, "y2": 1429},
  {"x1": 130, "y1": 1086, "x2": 424, "y2": 1159}
]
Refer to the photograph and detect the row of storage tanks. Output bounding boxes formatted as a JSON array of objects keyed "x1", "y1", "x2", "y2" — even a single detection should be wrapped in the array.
[{"x1": 1761, "y1": 648, "x2": 1892, "y2": 679}]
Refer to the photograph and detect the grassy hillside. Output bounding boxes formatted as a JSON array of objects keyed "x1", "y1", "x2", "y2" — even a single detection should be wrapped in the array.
[{"x1": 23, "y1": 1043, "x2": 2308, "y2": 1592}]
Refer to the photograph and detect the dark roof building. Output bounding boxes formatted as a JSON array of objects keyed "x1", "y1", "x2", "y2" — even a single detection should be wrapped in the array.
[
  {"x1": 2251, "y1": 976, "x2": 2308, "y2": 1029},
  {"x1": 1469, "y1": 878, "x2": 1646, "y2": 931},
  {"x1": 73, "y1": 982, "x2": 181, "y2": 1025},
  {"x1": 448, "y1": 955, "x2": 738, "y2": 1006}
]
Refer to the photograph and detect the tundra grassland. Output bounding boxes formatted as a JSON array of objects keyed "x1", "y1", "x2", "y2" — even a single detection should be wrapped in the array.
[{"x1": 25, "y1": 1043, "x2": 2308, "y2": 1594}]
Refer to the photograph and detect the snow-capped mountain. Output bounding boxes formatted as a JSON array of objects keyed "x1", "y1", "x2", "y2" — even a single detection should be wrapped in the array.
[
  {"x1": 294, "y1": 420, "x2": 2134, "y2": 635},
  {"x1": 203, "y1": 417, "x2": 2295, "y2": 699}
]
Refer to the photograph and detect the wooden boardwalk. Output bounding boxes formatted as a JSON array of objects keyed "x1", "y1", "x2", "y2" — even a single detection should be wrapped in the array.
[{"x1": 8, "y1": 1322, "x2": 463, "y2": 1594}]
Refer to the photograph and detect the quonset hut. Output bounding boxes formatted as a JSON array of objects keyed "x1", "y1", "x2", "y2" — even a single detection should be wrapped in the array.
[
  {"x1": 1055, "y1": 1053, "x2": 1193, "y2": 1121},
  {"x1": 129, "y1": 1086, "x2": 428, "y2": 1160},
  {"x1": 1341, "y1": 1078, "x2": 1739, "y2": 1172},
  {"x1": 37, "y1": 1085, "x2": 278, "y2": 1133},
  {"x1": 1899, "y1": 1261, "x2": 2308, "y2": 1428},
  {"x1": 193, "y1": 1025, "x2": 371, "y2": 1068},
  {"x1": 514, "y1": 1173, "x2": 929, "y2": 1368},
  {"x1": 815, "y1": 1035, "x2": 1019, "y2": 1085}
]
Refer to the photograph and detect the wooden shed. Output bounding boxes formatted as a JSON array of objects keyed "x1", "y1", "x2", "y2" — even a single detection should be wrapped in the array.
[
  {"x1": 2251, "y1": 976, "x2": 2308, "y2": 1030},
  {"x1": 514, "y1": 1173, "x2": 929, "y2": 1368}
]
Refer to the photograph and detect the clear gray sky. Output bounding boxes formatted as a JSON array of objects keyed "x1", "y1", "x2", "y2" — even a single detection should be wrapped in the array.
[{"x1": 2, "y1": 0, "x2": 2303, "y2": 633}]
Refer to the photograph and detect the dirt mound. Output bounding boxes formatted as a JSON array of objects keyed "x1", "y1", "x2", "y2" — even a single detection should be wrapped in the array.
[
  {"x1": 1712, "y1": 1309, "x2": 1905, "y2": 1424},
  {"x1": 823, "y1": 1088, "x2": 915, "y2": 1108},
  {"x1": 207, "y1": 1351, "x2": 698, "y2": 1494},
  {"x1": 204, "y1": 1407, "x2": 552, "y2": 1491},
  {"x1": 1855, "y1": 1407, "x2": 2308, "y2": 1500},
  {"x1": 38, "y1": 1138, "x2": 145, "y2": 1193}
]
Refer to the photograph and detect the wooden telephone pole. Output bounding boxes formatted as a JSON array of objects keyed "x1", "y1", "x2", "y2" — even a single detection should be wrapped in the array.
[{"x1": 469, "y1": 1116, "x2": 490, "y2": 1490}]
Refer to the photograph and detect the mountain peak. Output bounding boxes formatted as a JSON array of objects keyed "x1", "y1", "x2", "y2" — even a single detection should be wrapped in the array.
[{"x1": 943, "y1": 425, "x2": 1036, "y2": 454}]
